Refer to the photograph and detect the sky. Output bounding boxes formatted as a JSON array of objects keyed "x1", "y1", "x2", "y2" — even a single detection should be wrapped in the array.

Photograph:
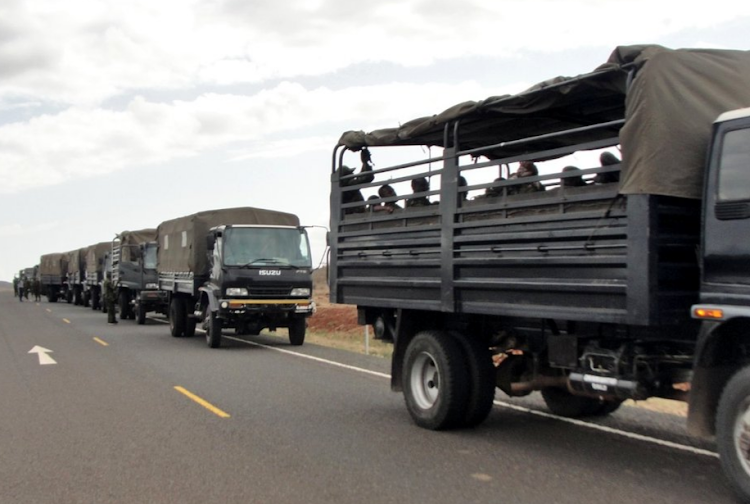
[{"x1": 2, "y1": 0, "x2": 749, "y2": 281}]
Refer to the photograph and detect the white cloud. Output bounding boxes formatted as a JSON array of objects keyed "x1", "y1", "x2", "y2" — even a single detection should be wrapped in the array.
[
  {"x1": 0, "y1": 79, "x2": 513, "y2": 194},
  {"x1": 1, "y1": 0, "x2": 748, "y2": 105}
]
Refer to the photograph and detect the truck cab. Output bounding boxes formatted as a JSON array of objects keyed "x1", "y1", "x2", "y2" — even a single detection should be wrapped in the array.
[
  {"x1": 689, "y1": 108, "x2": 750, "y2": 497},
  {"x1": 198, "y1": 224, "x2": 315, "y2": 347}
]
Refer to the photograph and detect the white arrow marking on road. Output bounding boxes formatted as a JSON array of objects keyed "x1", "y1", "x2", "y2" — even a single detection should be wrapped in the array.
[{"x1": 28, "y1": 346, "x2": 57, "y2": 365}]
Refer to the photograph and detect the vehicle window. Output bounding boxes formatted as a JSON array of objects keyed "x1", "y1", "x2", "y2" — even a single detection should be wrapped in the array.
[{"x1": 718, "y1": 127, "x2": 750, "y2": 201}]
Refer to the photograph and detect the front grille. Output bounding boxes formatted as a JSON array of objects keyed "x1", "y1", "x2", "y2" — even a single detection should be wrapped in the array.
[{"x1": 248, "y1": 287, "x2": 292, "y2": 298}]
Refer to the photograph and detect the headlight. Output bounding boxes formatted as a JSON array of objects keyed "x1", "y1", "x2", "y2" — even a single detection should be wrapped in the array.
[
  {"x1": 145, "y1": 283, "x2": 158, "y2": 289},
  {"x1": 226, "y1": 287, "x2": 248, "y2": 296},
  {"x1": 290, "y1": 288, "x2": 311, "y2": 297}
]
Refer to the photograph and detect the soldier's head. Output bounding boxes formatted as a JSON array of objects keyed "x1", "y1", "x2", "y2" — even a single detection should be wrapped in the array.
[
  {"x1": 561, "y1": 166, "x2": 586, "y2": 187},
  {"x1": 517, "y1": 161, "x2": 538, "y2": 178},
  {"x1": 600, "y1": 152, "x2": 620, "y2": 166},
  {"x1": 411, "y1": 177, "x2": 429, "y2": 193},
  {"x1": 378, "y1": 184, "x2": 396, "y2": 198}
]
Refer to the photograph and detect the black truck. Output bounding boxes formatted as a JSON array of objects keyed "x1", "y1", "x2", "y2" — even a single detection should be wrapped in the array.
[
  {"x1": 157, "y1": 207, "x2": 315, "y2": 348},
  {"x1": 329, "y1": 45, "x2": 750, "y2": 499},
  {"x1": 111, "y1": 229, "x2": 167, "y2": 324},
  {"x1": 39, "y1": 253, "x2": 69, "y2": 302}
]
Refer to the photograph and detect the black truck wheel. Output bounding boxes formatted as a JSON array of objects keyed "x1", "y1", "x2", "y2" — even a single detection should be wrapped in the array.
[
  {"x1": 118, "y1": 291, "x2": 129, "y2": 320},
  {"x1": 451, "y1": 331, "x2": 496, "y2": 428},
  {"x1": 541, "y1": 387, "x2": 620, "y2": 418},
  {"x1": 205, "y1": 310, "x2": 222, "y2": 348},
  {"x1": 91, "y1": 291, "x2": 100, "y2": 310},
  {"x1": 169, "y1": 297, "x2": 186, "y2": 337},
  {"x1": 717, "y1": 366, "x2": 750, "y2": 502},
  {"x1": 288, "y1": 317, "x2": 306, "y2": 346},
  {"x1": 402, "y1": 330, "x2": 470, "y2": 430},
  {"x1": 136, "y1": 301, "x2": 146, "y2": 325}
]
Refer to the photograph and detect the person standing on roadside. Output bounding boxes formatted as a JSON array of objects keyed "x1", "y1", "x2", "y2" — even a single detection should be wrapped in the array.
[
  {"x1": 103, "y1": 272, "x2": 118, "y2": 324},
  {"x1": 32, "y1": 277, "x2": 41, "y2": 302}
]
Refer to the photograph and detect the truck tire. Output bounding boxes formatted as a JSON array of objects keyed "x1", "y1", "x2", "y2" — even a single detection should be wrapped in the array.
[
  {"x1": 169, "y1": 297, "x2": 186, "y2": 337},
  {"x1": 717, "y1": 366, "x2": 750, "y2": 502},
  {"x1": 403, "y1": 330, "x2": 470, "y2": 430},
  {"x1": 136, "y1": 301, "x2": 146, "y2": 325},
  {"x1": 450, "y1": 331, "x2": 496, "y2": 428},
  {"x1": 47, "y1": 293, "x2": 57, "y2": 303},
  {"x1": 119, "y1": 292, "x2": 129, "y2": 321},
  {"x1": 541, "y1": 387, "x2": 620, "y2": 418},
  {"x1": 91, "y1": 291, "x2": 100, "y2": 310},
  {"x1": 288, "y1": 317, "x2": 306, "y2": 346},
  {"x1": 205, "y1": 310, "x2": 222, "y2": 348}
]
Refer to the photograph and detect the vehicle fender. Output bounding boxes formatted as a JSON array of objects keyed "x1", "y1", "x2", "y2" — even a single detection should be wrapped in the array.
[
  {"x1": 688, "y1": 319, "x2": 750, "y2": 438},
  {"x1": 198, "y1": 286, "x2": 219, "y2": 313}
]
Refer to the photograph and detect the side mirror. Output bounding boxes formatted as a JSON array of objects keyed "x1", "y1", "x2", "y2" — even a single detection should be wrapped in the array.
[{"x1": 206, "y1": 233, "x2": 216, "y2": 251}]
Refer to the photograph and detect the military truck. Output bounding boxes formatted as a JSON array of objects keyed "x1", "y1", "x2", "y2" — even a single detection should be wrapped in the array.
[
  {"x1": 83, "y1": 241, "x2": 111, "y2": 310},
  {"x1": 329, "y1": 45, "x2": 750, "y2": 499},
  {"x1": 39, "y1": 253, "x2": 69, "y2": 302},
  {"x1": 157, "y1": 207, "x2": 315, "y2": 348},
  {"x1": 65, "y1": 248, "x2": 86, "y2": 305},
  {"x1": 112, "y1": 229, "x2": 167, "y2": 324}
]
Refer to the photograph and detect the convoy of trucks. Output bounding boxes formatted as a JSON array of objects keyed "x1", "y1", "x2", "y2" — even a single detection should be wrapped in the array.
[
  {"x1": 329, "y1": 45, "x2": 750, "y2": 499},
  {"x1": 14, "y1": 44, "x2": 750, "y2": 501},
  {"x1": 28, "y1": 206, "x2": 315, "y2": 349}
]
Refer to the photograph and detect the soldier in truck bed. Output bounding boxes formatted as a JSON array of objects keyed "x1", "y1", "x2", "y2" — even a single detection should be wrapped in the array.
[{"x1": 339, "y1": 147, "x2": 375, "y2": 214}]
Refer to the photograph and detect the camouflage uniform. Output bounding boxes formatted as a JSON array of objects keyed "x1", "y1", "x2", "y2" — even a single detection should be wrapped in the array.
[{"x1": 103, "y1": 275, "x2": 118, "y2": 324}]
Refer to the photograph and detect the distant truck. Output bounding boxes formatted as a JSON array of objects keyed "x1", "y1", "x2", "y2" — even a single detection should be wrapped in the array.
[
  {"x1": 157, "y1": 207, "x2": 315, "y2": 348},
  {"x1": 329, "y1": 46, "x2": 750, "y2": 499},
  {"x1": 83, "y1": 241, "x2": 111, "y2": 310},
  {"x1": 111, "y1": 229, "x2": 167, "y2": 324},
  {"x1": 39, "y1": 253, "x2": 69, "y2": 302},
  {"x1": 66, "y1": 248, "x2": 86, "y2": 305}
]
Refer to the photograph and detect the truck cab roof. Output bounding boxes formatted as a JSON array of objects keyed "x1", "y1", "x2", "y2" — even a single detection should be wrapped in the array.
[{"x1": 716, "y1": 107, "x2": 750, "y2": 124}]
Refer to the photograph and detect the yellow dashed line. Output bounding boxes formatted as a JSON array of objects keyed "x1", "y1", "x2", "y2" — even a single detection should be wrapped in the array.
[
  {"x1": 93, "y1": 337, "x2": 109, "y2": 346},
  {"x1": 174, "y1": 386, "x2": 231, "y2": 418},
  {"x1": 62, "y1": 318, "x2": 71, "y2": 324}
]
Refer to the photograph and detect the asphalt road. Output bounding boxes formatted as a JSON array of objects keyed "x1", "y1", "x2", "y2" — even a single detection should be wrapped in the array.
[{"x1": 0, "y1": 289, "x2": 740, "y2": 503}]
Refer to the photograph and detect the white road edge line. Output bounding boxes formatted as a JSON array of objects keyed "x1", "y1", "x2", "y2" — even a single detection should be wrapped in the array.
[
  {"x1": 145, "y1": 316, "x2": 717, "y2": 459},
  {"x1": 223, "y1": 334, "x2": 718, "y2": 459}
]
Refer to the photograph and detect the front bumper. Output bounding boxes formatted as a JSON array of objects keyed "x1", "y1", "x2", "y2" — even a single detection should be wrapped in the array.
[{"x1": 219, "y1": 298, "x2": 315, "y2": 316}]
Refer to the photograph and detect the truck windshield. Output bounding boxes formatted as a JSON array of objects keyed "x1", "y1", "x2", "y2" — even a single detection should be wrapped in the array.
[
  {"x1": 143, "y1": 245, "x2": 157, "y2": 270},
  {"x1": 223, "y1": 227, "x2": 312, "y2": 268}
]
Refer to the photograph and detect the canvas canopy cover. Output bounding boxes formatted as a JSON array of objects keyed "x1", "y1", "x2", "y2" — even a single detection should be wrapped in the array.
[
  {"x1": 118, "y1": 228, "x2": 157, "y2": 262},
  {"x1": 39, "y1": 253, "x2": 68, "y2": 276},
  {"x1": 85, "y1": 242, "x2": 112, "y2": 274},
  {"x1": 66, "y1": 249, "x2": 85, "y2": 275},
  {"x1": 157, "y1": 207, "x2": 300, "y2": 274},
  {"x1": 337, "y1": 45, "x2": 750, "y2": 199}
]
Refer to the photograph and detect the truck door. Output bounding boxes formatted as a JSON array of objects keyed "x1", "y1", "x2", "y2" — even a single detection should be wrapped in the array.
[{"x1": 702, "y1": 114, "x2": 750, "y2": 304}]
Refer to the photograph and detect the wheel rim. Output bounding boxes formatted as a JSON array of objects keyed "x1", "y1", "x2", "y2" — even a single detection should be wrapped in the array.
[
  {"x1": 409, "y1": 351, "x2": 440, "y2": 410},
  {"x1": 733, "y1": 397, "x2": 750, "y2": 476}
]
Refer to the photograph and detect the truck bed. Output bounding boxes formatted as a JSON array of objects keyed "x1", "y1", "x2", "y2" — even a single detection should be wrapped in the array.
[{"x1": 332, "y1": 180, "x2": 701, "y2": 328}]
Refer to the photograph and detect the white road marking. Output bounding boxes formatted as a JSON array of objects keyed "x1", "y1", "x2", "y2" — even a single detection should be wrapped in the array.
[
  {"x1": 28, "y1": 346, "x2": 57, "y2": 365},
  {"x1": 223, "y1": 335, "x2": 719, "y2": 459}
]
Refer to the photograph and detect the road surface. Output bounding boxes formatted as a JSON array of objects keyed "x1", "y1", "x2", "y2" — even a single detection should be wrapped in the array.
[{"x1": 0, "y1": 289, "x2": 738, "y2": 503}]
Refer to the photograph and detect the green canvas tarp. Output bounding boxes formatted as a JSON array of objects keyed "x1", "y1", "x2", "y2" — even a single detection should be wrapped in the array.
[
  {"x1": 157, "y1": 207, "x2": 300, "y2": 274},
  {"x1": 117, "y1": 228, "x2": 157, "y2": 262},
  {"x1": 338, "y1": 45, "x2": 750, "y2": 200},
  {"x1": 39, "y1": 253, "x2": 68, "y2": 277},
  {"x1": 85, "y1": 242, "x2": 112, "y2": 275}
]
